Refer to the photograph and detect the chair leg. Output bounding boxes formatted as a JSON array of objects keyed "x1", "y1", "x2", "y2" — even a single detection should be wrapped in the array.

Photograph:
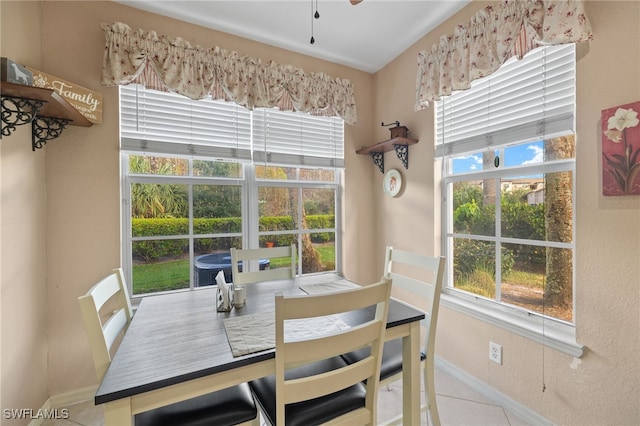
[{"x1": 424, "y1": 365, "x2": 440, "y2": 426}]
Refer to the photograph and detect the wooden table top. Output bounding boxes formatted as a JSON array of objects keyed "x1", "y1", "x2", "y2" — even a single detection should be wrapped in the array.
[{"x1": 95, "y1": 274, "x2": 424, "y2": 405}]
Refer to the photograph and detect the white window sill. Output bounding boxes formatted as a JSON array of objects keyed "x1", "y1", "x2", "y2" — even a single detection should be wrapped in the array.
[{"x1": 440, "y1": 290, "x2": 584, "y2": 358}]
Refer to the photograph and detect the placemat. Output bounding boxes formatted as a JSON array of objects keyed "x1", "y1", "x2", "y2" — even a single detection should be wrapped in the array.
[
  {"x1": 223, "y1": 311, "x2": 350, "y2": 357},
  {"x1": 223, "y1": 312, "x2": 275, "y2": 357},
  {"x1": 298, "y1": 280, "x2": 360, "y2": 295}
]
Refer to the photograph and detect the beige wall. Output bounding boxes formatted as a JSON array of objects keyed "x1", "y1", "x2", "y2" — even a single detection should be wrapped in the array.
[
  {"x1": 373, "y1": 1, "x2": 640, "y2": 425},
  {"x1": 1, "y1": 1, "x2": 638, "y2": 425},
  {"x1": 0, "y1": 0, "x2": 48, "y2": 419}
]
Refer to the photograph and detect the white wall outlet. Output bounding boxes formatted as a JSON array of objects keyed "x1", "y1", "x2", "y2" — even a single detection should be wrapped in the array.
[{"x1": 489, "y1": 341, "x2": 502, "y2": 365}]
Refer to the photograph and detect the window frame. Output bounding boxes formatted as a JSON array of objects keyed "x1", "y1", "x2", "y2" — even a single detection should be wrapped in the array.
[
  {"x1": 439, "y1": 146, "x2": 583, "y2": 357},
  {"x1": 122, "y1": 156, "x2": 342, "y2": 299},
  {"x1": 435, "y1": 44, "x2": 584, "y2": 357},
  {"x1": 253, "y1": 165, "x2": 343, "y2": 275},
  {"x1": 121, "y1": 155, "x2": 248, "y2": 296}
]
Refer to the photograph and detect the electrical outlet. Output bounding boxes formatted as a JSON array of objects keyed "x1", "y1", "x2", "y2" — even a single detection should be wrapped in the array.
[{"x1": 489, "y1": 341, "x2": 502, "y2": 365}]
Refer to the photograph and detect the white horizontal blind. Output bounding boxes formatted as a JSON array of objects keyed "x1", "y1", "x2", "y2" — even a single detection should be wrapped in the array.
[
  {"x1": 120, "y1": 85, "x2": 344, "y2": 167},
  {"x1": 120, "y1": 85, "x2": 252, "y2": 159},
  {"x1": 253, "y1": 108, "x2": 344, "y2": 168},
  {"x1": 435, "y1": 44, "x2": 575, "y2": 157}
]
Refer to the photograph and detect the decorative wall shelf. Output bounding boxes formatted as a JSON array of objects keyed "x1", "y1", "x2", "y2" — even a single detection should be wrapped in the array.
[
  {"x1": 356, "y1": 136, "x2": 418, "y2": 173},
  {"x1": 1, "y1": 82, "x2": 92, "y2": 150}
]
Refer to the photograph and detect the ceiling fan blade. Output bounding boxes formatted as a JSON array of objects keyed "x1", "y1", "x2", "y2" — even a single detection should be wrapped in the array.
[{"x1": 350, "y1": 0, "x2": 363, "y2": 5}]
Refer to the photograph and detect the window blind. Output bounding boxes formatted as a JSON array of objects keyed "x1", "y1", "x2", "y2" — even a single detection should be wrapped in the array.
[
  {"x1": 120, "y1": 85, "x2": 344, "y2": 167},
  {"x1": 253, "y1": 108, "x2": 344, "y2": 168},
  {"x1": 120, "y1": 84, "x2": 252, "y2": 159},
  {"x1": 435, "y1": 44, "x2": 576, "y2": 157}
]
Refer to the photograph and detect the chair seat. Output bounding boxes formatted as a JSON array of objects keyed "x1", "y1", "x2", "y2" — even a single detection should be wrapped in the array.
[
  {"x1": 135, "y1": 383, "x2": 257, "y2": 426},
  {"x1": 342, "y1": 338, "x2": 426, "y2": 381},
  {"x1": 249, "y1": 357, "x2": 366, "y2": 426}
]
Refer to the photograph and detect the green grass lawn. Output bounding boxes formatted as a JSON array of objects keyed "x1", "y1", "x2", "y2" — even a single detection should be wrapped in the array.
[
  {"x1": 133, "y1": 245, "x2": 335, "y2": 294},
  {"x1": 133, "y1": 259, "x2": 190, "y2": 294},
  {"x1": 454, "y1": 266, "x2": 544, "y2": 298}
]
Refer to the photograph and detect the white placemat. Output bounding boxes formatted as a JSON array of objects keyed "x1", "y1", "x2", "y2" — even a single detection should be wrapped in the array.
[
  {"x1": 223, "y1": 312, "x2": 275, "y2": 357},
  {"x1": 223, "y1": 311, "x2": 350, "y2": 357},
  {"x1": 298, "y1": 280, "x2": 360, "y2": 295}
]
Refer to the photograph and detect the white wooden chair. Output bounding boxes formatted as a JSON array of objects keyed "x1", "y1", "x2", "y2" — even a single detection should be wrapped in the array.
[
  {"x1": 383, "y1": 247, "x2": 445, "y2": 426},
  {"x1": 230, "y1": 244, "x2": 296, "y2": 286},
  {"x1": 78, "y1": 268, "x2": 133, "y2": 381},
  {"x1": 342, "y1": 247, "x2": 445, "y2": 426},
  {"x1": 249, "y1": 277, "x2": 393, "y2": 426},
  {"x1": 78, "y1": 268, "x2": 258, "y2": 426}
]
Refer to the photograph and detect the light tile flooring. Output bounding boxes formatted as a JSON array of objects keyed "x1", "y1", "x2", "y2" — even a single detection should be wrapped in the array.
[
  {"x1": 44, "y1": 365, "x2": 530, "y2": 426},
  {"x1": 377, "y1": 366, "x2": 530, "y2": 426}
]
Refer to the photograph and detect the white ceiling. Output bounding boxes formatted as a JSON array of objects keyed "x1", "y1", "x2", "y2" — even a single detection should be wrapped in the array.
[{"x1": 115, "y1": 0, "x2": 471, "y2": 73}]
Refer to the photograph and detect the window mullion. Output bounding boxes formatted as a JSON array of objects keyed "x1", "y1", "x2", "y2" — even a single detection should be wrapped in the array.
[
  {"x1": 244, "y1": 163, "x2": 258, "y2": 250},
  {"x1": 121, "y1": 153, "x2": 134, "y2": 296},
  {"x1": 494, "y1": 177, "x2": 502, "y2": 302},
  {"x1": 188, "y1": 183, "x2": 194, "y2": 289}
]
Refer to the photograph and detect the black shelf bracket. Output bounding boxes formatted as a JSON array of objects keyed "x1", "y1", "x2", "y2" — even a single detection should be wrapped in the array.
[
  {"x1": 370, "y1": 152, "x2": 384, "y2": 174},
  {"x1": 1, "y1": 96, "x2": 46, "y2": 138},
  {"x1": 368, "y1": 145, "x2": 409, "y2": 174},
  {"x1": 32, "y1": 116, "x2": 69, "y2": 150},
  {"x1": 393, "y1": 144, "x2": 409, "y2": 169}
]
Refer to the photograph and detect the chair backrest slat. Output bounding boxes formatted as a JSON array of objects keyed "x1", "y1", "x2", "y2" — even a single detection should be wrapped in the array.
[
  {"x1": 388, "y1": 272, "x2": 436, "y2": 300},
  {"x1": 231, "y1": 244, "x2": 295, "y2": 286},
  {"x1": 286, "y1": 321, "x2": 381, "y2": 365},
  {"x1": 90, "y1": 276, "x2": 120, "y2": 309},
  {"x1": 385, "y1": 248, "x2": 441, "y2": 275},
  {"x1": 281, "y1": 283, "x2": 389, "y2": 319},
  {"x1": 102, "y1": 308, "x2": 129, "y2": 352},
  {"x1": 285, "y1": 357, "x2": 375, "y2": 404},
  {"x1": 234, "y1": 268, "x2": 292, "y2": 285}
]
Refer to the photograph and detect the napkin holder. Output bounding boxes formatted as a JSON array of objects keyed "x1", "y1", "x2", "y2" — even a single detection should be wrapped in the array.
[{"x1": 215, "y1": 270, "x2": 234, "y2": 312}]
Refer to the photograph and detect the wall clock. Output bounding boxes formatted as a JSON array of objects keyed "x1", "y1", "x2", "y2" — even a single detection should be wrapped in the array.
[{"x1": 383, "y1": 169, "x2": 402, "y2": 197}]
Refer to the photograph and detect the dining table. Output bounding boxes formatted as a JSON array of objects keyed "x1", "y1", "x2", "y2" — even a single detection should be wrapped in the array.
[{"x1": 95, "y1": 273, "x2": 425, "y2": 425}]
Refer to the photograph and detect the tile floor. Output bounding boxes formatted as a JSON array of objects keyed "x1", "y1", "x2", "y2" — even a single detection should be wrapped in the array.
[{"x1": 43, "y1": 365, "x2": 530, "y2": 426}]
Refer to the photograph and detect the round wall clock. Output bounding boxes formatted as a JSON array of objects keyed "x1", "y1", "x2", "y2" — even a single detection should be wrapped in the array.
[{"x1": 383, "y1": 169, "x2": 402, "y2": 197}]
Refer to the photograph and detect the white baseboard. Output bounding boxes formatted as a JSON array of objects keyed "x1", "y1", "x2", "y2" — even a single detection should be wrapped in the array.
[
  {"x1": 25, "y1": 386, "x2": 96, "y2": 426},
  {"x1": 49, "y1": 385, "x2": 97, "y2": 408},
  {"x1": 26, "y1": 399, "x2": 50, "y2": 426},
  {"x1": 435, "y1": 356, "x2": 554, "y2": 426}
]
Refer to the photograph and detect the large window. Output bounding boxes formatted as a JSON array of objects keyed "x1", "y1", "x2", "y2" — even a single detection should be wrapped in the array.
[
  {"x1": 121, "y1": 86, "x2": 343, "y2": 296},
  {"x1": 444, "y1": 138, "x2": 575, "y2": 323},
  {"x1": 437, "y1": 44, "x2": 579, "y2": 352}
]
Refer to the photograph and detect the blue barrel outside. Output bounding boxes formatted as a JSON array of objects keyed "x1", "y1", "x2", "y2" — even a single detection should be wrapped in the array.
[{"x1": 193, "y1": 252, "x2": 270, "y2": 286}]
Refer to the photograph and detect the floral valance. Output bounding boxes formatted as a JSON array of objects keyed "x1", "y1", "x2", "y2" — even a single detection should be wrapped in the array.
[
  {"x1": 101, "y1": 22, "x2": 358, "y2": 125},
  {"x1": 415, "y1": 0, "x2": 593, "y2": 110}
]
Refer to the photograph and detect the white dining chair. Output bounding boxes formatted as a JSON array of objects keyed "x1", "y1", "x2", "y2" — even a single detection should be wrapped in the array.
[
  {"x1": 249, "y1": 277, "x2": 393, "y2": 426},
  {"x1": 230, "y1": 244, "x2": 296, "y2": 286},
  {"x1": 342, "y1": 247, "x2": 445, "y2": 426},
  {"x1": 78, "y1": 268, "x2": 259, "y2": 426}
]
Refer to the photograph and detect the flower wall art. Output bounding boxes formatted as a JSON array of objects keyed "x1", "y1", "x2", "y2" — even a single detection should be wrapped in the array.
[{"x1": 601, "y1": 101, "x2": 640, "y2": 196}]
